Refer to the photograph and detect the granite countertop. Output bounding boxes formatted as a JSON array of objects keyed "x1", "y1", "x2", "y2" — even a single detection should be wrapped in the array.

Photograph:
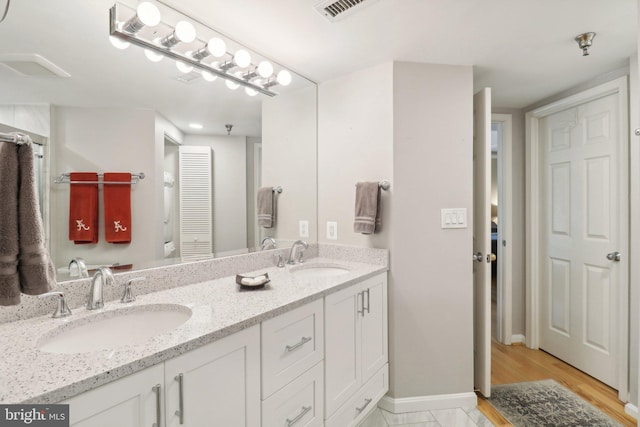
[{"x1": 0, "y1": 257, "x2": 387, "y2": 404}]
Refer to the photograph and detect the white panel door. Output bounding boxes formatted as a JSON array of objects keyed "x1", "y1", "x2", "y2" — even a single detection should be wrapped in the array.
[
  {"x1": 473, "y1": 88, "x2": 492, "y2": 397},
  {"x1": 539, "y1": 93, "x2": 621, "y2": 388}
]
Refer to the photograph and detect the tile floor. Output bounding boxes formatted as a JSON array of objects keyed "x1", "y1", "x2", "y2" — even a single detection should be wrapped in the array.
[{"x1": 358, "y1": 406, "x2": 495, "y2": 427}]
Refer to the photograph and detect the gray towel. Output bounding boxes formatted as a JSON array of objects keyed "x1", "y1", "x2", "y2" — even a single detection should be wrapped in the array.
[
  {"x1": 0, "y1": 138, "x2": 55, "y2": 306},
  {"x1": 354, "y1": 182, "x2": 381, "y2": 234},
  {"x1": 257, "y1": 187, "x2": 275, "y2": 228}
]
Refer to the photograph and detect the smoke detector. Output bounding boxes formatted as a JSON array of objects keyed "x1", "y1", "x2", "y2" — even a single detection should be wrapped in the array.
[{"x1": 314, "y1": 0, "x2": 381, "y2": 22}]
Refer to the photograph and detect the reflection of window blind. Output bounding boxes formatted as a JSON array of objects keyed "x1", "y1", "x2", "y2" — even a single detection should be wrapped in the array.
[{"x1": 179, "y1": 146, "x2": 213, "y2": 260}]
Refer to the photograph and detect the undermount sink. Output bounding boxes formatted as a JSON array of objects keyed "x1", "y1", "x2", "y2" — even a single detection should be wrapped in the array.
[
  {"x1": 290, "y1": 264, "x2": 351, "y2": 278},
  {"x1": 37, "y1": 304, "x2": 192, "y2": 354}
]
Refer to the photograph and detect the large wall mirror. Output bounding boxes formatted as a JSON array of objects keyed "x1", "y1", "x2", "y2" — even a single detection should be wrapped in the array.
[{"x1": 0, "y1": 0, "x2": 317, "y2": 278}]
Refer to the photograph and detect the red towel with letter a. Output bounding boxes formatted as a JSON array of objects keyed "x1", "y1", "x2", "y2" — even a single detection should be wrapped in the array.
[
  {"x1": 69, "y1": 172, "x2": 99, "y2": 244},
  {"x1": 104, "y1": 173, "x2": 132, "y2": 244}
]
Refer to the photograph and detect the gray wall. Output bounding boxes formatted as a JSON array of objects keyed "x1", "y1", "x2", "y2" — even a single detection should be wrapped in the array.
[{"x1": 318, "y1": 61, "x2": 474, "y2": 399}]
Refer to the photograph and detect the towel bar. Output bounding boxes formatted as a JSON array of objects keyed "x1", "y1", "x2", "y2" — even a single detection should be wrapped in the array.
[
  {"x1": 355, "y1": 181, "x2": 390, "y2": 191},
  {"x1": 54, "y1": 172, "x2": 145, "y2": 185},
  {"x1": 0, "y1": 132, "x2": 30, "y2": 145},
  {"x1": 272, "y1": 186, "x2": 283, "y2": 193}
]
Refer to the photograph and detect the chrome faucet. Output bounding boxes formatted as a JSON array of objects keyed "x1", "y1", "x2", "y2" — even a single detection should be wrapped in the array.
[
  {"x1": 87, "y1": 267, "x2": 114, "y2": 310},
  {"x1": 287, "y1": 240, "x2": 309, "y2": 265},
  {"x1": 69, "y1": 257, "x2": 88, "y2": 278},
  {"x1": 261, "y1": 237, "x2": 277, "y2": 250}
]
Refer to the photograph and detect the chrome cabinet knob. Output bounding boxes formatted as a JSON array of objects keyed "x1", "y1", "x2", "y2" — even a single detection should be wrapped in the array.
[{"x1": 606, "y1": 251, "x2": 621, "y2": 262}]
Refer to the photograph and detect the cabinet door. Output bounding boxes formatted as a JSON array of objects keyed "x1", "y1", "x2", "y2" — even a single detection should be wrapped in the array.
[
  {"x1": 324, "y1": 284, "x2": 362, "y2": 417},
  {"x1": 165, "y1": 325, "x2": 260, "y2": 427},
  {"x1": 63, "y1": 364, "x2": 163, "y2": 427},
  {"x1": 361, "y1": 274, "x2": 388, "y2": 382}
]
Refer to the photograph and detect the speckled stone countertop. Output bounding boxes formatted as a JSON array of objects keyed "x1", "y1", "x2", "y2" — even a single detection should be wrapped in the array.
[{"x1": 0, "y1": 257, "x2": 387, "y2": 404}]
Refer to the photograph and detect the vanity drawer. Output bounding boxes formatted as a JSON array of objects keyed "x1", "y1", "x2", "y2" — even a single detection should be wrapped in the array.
[
  {"x1": 325, "y1": 363, "x2": 388, "y2": 427},
  {"x1": 262, "y1": 298, "x2": 324, "y2": 398},
  {"x1": 262, "y1": 362, "x2": 324, "y2": 427}
]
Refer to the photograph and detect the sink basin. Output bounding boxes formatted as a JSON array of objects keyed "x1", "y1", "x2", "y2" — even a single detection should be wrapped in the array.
[
  {"x1": 37, "y1": 304, "x2": 192, "y2": 354},
  {"x1": 290, "y1": 264, "x2": 350, "y2": 278}
]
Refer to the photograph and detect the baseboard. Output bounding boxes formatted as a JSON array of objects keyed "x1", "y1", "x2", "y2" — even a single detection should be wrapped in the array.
[
  {"x1": 378, "y1": 392, "x2": 477, "y2": 414},
  {"x1": 624, "y1": 403, "x2": 638, "y2": 420},
  {"x1": 511, "y1": 334, "x2": 525, "y2": 344}
]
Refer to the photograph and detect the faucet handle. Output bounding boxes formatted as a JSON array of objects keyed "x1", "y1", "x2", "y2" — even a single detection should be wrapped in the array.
[
  {"x1": 121, "y1": 277, "x2": 145, "y2": 303},
  {"x1": 39, "y1": 291, "x2": 72, "y2": 318},
  {"x1": 298, "y1": 250, "x2": 306, "y2": 263},
  {"x1": 275, "y1": 255, "x2": 285, "y2": 268}
]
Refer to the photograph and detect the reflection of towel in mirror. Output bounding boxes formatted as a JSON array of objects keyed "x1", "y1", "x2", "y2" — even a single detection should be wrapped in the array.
[
  {"x1": 354, "y1": 182, "x2": 381, "y2": 234},
  {"x1": 0, "y1": 139, "x2": 56, "y2": 306},
  {"x1": 104, "y1": 173, "x2": 132, "y2": 244},
  {"x1": 69, "y1": 173, "x2": 99, "y2": 244},
  {"x1": 257, "y1": 187, "x2": 276, "y2": 228}
]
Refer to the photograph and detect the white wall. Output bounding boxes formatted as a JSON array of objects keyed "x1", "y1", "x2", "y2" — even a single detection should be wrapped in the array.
[
  {"x1": 263, "y1": 85, "x2": 318, "y2": 244},
  {"x1": 50, "y1": 107, "x2": 157, "y2": 268},
  {"x1": 183, "y1": 135, "x2": 247, "y2": 255},
  {"x1": 318, "y1": 62, "x2": 393, "y2": 248},
  {"x1": 629, "y1": 53, "x2": 639, "y2": 407},
  {"x1": 318, "y1": 61, "x2": 474, "y2": 400},
  {"x1": 492, "y1": 107, "x2": 526, "y2": 338}
]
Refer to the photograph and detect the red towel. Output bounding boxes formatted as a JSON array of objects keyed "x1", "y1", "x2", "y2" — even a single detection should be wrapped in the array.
[
  {"x1": 69, "y1": 172, "x2": 99, "y2": 244},
  {"x1": 104, "y1": 173, "x2": 132, "y2": 244}
]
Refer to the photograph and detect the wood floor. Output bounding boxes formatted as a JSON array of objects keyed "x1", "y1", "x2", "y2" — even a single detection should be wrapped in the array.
[{"x1": 476, "y1": 340, "x2": 637, "y2": 426}]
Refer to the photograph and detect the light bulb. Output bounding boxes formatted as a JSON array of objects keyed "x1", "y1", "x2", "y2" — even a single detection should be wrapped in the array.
[
  {"x1": 257, "y1": 61, "x2": 273, "y2": 78},
  {"x1": 176, "y1": 61, "x2": 193, "y2": 73},
  {"x1": 234, "y1": 49, "x2": 251, "y2": 68},
  {"x1": 189, "y1": 123, "x2": 203, "y2": 129},
  {"x1": 245, "y1": 87, "x2": 258, "y2": 97},
  {"x1": 207, "y1": 38, "x2": 226, "y2": 57},
  {"x1": 202, "y1": 70, "x2": 217, "y2": 82},
  {"x1": 175, "y1": 21, "x2": 196, "y2": 43},
  {"x1": 277, "y1": 70, "x2": 292, "y2": 86},
  {"x1": 144, "y1": 49, "x2": 163, "y2": 62},
  {"x1": 137, "y1": 2, "x2": 161, "y2": 27},
  {"x1": 109, "y1": 36, "x2": 130, "y2": 50},
  {"x1": 225, "y1": 79, "x2": 240, "y2": 90}
]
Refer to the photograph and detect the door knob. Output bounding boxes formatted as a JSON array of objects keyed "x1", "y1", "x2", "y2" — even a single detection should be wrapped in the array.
[
  {"x1": 606, "y1": 251, "x2": 621, "y2": 262},
  {"x1": 487, "y1": 253, "x2": 497, "y2": 263},
  {"x1": 473, "y1": 252, "x2": 483, "y2": 262}
]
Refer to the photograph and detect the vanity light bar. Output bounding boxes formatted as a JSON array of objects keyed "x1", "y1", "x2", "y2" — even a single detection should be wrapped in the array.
[{"x1": 109, "y1": 4, "x2": 281, "y2": 97}]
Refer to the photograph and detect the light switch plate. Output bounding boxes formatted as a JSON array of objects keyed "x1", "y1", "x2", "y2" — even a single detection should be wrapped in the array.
[
  {"x1": 327, "y1": 221, "x2": 338, "y2": 240},
  {"x1": 441, "y1": 208, "x2": 467, "y2": 229},
  {"x1": 299, "y1": 220, "x2": 309, "y2": 238}
]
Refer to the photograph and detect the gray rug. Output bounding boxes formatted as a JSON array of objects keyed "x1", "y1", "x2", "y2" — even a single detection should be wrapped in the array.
[{"x1": 488, "y1": 379, "x2": 622, "y2": 427}]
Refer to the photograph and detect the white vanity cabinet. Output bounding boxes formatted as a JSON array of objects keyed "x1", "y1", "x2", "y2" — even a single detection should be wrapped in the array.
[
  {"x1": 62, "y1": 325, "x2": 260, "y2": 427},
  {"x1": 62, "y1": 364, "x2": 164, "y2": 427},
  {"x1": 164, "y1": 325, "x2": 260, "y2": 427},
  {"x1": 324, "y1": 273, "x2": 388, "y2": 424}
]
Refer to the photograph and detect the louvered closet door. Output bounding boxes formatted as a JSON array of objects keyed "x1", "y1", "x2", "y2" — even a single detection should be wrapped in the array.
[{"x1": 179, "y1": 146, "x2": 213, "y2": 259}]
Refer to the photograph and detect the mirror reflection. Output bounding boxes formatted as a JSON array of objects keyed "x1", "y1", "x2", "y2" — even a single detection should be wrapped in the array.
[{"x1": 0, "y1": 0, "x2": 317, "y2": 277}]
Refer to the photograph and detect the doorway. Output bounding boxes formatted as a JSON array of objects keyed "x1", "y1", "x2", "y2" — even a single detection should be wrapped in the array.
[{"x1": 525, "y1": 76, "x2": 629, "y2": 400}]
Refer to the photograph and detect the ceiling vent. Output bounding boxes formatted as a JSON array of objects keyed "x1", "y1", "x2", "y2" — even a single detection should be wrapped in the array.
[
  {"x1": 314, "y1": 0, "x2": 381, "y2": 22},
  {"x1": 0, "y1": 54, "x2": 70, "y2": 77},
  {"x1": 174, "y1": 72, "x2": 201, "y2": 84}
]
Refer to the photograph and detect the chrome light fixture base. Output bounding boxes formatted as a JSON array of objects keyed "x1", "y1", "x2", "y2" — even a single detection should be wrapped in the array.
[{"x1": 575, "y1": 32, "x2": 596, "y2": 56}]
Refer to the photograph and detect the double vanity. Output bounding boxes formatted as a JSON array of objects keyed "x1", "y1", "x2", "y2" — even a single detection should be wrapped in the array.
[{"x1": 0, "y1": 244, "x2": 389, "y2": 427}]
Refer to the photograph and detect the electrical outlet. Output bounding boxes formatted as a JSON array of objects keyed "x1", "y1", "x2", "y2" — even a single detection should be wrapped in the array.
[
  {"x1": 299, "y1": 220, "x2": 309, "y2": 238},
  {"x1": 327, "y1": 221, "x2": 338, "y2": 240}
]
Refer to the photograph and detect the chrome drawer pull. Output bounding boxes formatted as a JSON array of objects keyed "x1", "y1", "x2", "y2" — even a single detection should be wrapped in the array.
[
  {"x1": 355, "y1": 398, "x2": 373, "y2": 414},
  {"x1": 152, "y1": 384, "x2": 161, "y2": 427},
  {"x1": 175, "y1": 373, "x2": 184, "y2": 424},
  {"x1": 364, "y1": 288, "x2": 370, "y2": 314},
  {"x1": 285, "y1": 336, "x2": 312, "y2": 352},
  {"x1": 286, "y1": 405, "x2": 312, "y2": 426},
  {"x1": 357, "y1": 291, "x2": 364, "y2": 316}
]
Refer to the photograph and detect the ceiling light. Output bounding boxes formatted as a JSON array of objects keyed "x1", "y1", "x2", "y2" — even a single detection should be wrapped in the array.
[
  {"x1": 189, "y1": 123, "x2": 203, "y2": 129},
  {"x1": 159, "y1": 20, "x2": 196, "y2": 48},
  {"x1": 575, "y1": 32, "x2": 596, "y2": 56},
  {"x1": 122, "y1": 2, "x2": 161, "y2": 34},
  {"x1": 257, "y1": 61, "x2": 274, "y2": 78},
  {"x1": 245, "y1": 87, "x2": 258, "y2": 97},
  {"x1": 176, "y1": 61, "x2": 193, "y2": 73},
  {"x1": 109, "y1": 36, "x2": 130, "y2": 50},
  {"x1": 191, "y1": 37, "x2": 226, "y2": 61},
  {"x1": 234, "y1": 50, "x2": 251, "y2": 68},
  {"x1": 144, "y1": 49, "x2": 163, "y2": 62},
  {"x1": 226, "y1": 79, "x2": 240, "y2": 90}
]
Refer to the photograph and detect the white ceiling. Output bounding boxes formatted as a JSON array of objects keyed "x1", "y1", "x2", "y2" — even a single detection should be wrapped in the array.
[{"x1": 0, "y1": 0, "x2": 636, "y2": 137}]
